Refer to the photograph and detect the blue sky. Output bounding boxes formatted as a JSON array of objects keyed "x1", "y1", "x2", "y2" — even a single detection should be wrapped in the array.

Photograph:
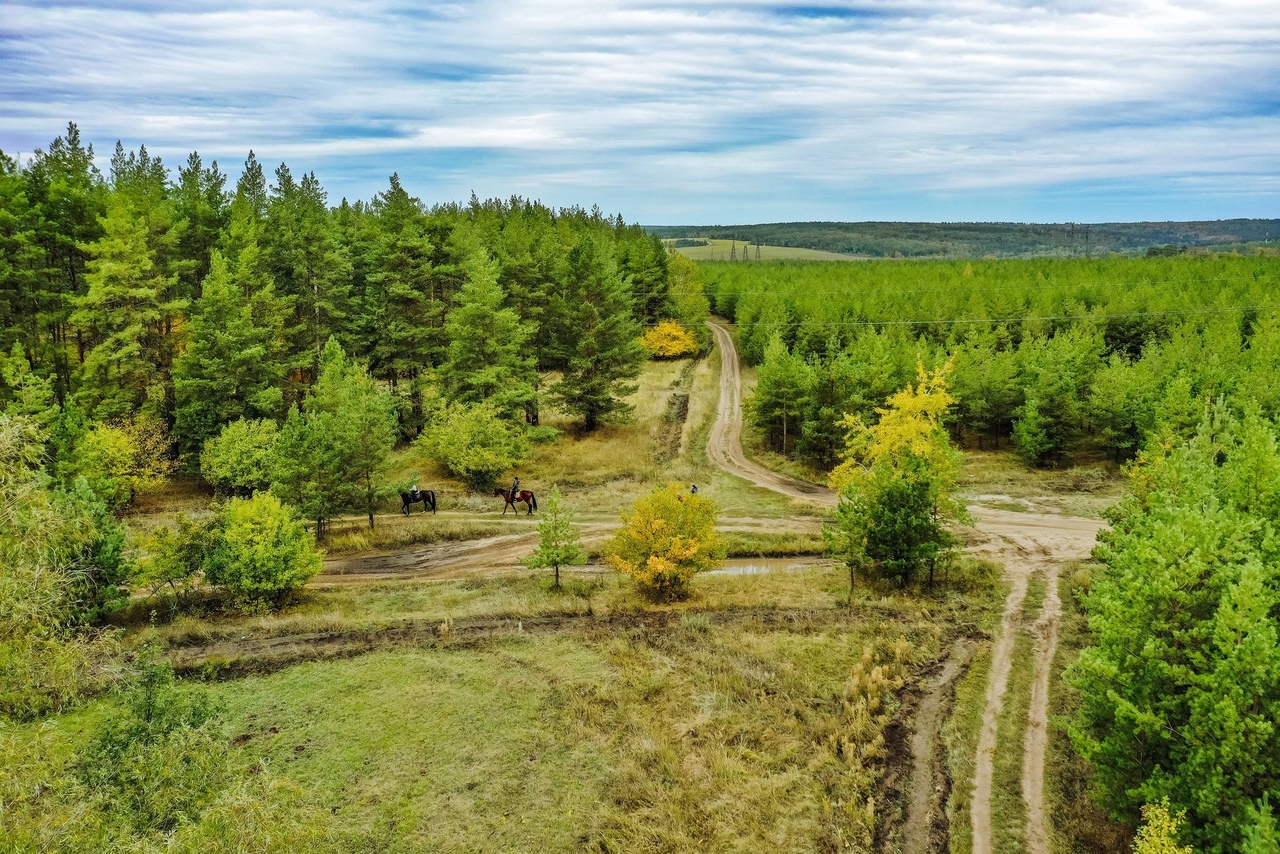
[{"x1": 2, "y1": 0, "x2": 1277, "y2": 223}]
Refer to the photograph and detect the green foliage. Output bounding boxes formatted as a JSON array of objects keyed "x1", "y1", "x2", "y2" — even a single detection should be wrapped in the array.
[
  {"x1": 72, "y1": 198, "x2": 182, "y2": 422},
  {"x1": 438, "y1": 251, "x2": 537, "y2": 417},
  {"x1": 418, "y1": 399, "x2": 530, "y2": 491},
  {"x1": 136, "y1": 514, "x2": 217, "y2": 600},
  {"x1": 826, "y1": 364, "x2": 966, "y2": 591},
  {"x1": 525, "y1": 485, "x2": 587, "y2": 588},
  {"x1": 271, "y1": 339, "x2": 396, "y2": 533},
  {"x1": 549, "y1": 237, "x2": 647, "y2": 431},
  {"x1": 201, "y1": 417, "x2": 278, "y2": 496},
  {"x1": 1134, "y1": 800, "x2": 1193, "y2": 854},
  {"x1": 78, "y1": 647, "x2": 226, "y2": 833},
  {"x1": 0, "y1": 342, "x2": 57, "y2": 425},
  {"x1": 1244, "y1": 796, "x2": 1280, "y2": 854},
  {"x1": 203, "y1": 493, "x2": 322, "y2": 603},
  {"x1": 708, "y1": 256, "x2": 1280, "y2": 469},
  {"x1": 1068, "y1": 404, "x2": 1280, "y2": 851},
  {"x1": 173, "y1": 251, "x2": 283, "y2": 455},
  {"x1": 605, "y1": 482, "x2": 725, "y2": 601},
  {"x1": 750, "y1": 333, "x2": 812, "y2": 453},
  {"x1": 0, "y1": 415, "x2": 118, "y2": 719},
  {"x1": 69, "y1": 416, "x2": 176, "y2": 511}
]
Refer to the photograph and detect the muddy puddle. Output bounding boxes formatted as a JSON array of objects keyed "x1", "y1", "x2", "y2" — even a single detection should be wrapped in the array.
[{"x1": 708, "y1": 557, "x2": 830, "y2": 576}]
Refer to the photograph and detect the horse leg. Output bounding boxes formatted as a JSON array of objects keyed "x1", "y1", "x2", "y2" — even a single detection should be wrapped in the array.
[{"x1": 402, "y1": 499, "x2": 410, "y2": 517}]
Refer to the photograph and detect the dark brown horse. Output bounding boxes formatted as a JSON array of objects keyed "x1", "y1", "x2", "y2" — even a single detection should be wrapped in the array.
[
  {"x1": 494, "y1": 487, "x2": 537, "y2": 515},
  {"x1": 400, "y1": 488, "x2": 437, "y2": 515}
]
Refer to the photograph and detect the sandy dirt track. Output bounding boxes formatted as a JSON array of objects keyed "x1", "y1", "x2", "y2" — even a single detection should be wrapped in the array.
[{"x1": 705, "y1": 319, "x2": 1104, "y2": 854}]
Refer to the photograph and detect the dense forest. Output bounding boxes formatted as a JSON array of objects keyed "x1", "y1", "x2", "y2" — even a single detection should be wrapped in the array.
[
  {"x1": 707, "y1": 256, "x2": 1280, "y2": 469},
  {"x1": 651, "y1": 219, "x2": 1280, "y2": 258}
]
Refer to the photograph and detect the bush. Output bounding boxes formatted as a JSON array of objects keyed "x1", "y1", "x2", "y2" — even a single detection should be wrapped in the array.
[
  {"x1": 203, "y1": 494, "x2": 321, "y2": 603},
  {"x1": 77, "y1": 647, "x2": 226, "y2": 833},
  {"x1": 641, "y1": 320, "x2": 700, "y2": 359},
  {"x1": 71, "y1": 417, "x2": 176, "y2": 511},
  {"x1": 136, "y1": 513, "x2": 218, "y2": 601},
  {"x1": 605, "y1": 482, "x2": 725, "y2": 601},
  {"x1": 418, "y1": 400, "x2": 530, "y2": 491},
  {"x1": 201, "y1": 418, "x2": 278, "y2": 496}
]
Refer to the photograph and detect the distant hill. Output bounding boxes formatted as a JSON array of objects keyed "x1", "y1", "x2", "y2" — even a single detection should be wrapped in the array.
[{"x1": 646, "y1": 219, "x2": 1280, "y2": 259}]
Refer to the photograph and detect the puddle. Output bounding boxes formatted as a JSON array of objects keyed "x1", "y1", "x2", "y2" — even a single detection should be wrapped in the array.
[{"x1": 708, "y1": 557, "x2": 830, "y2": 576}]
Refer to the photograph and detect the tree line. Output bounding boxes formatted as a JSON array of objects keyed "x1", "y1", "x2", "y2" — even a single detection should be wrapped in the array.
[
  {"x1": 0, "y1": 123, "x2": 714, "y2": 524},
  {"x1": 705, "y1": 256, "x2": 1280, "y2": 469}
]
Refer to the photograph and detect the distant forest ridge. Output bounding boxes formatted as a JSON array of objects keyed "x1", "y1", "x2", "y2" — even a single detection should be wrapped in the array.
[{"x1": 646, "y1": 219, "x2": 1280, "y2": 259}]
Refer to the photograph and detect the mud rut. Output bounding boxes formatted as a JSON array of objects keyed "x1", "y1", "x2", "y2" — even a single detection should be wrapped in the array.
[{"x1": 706, "y1": 321, "x2": 1103, "y2": 853}]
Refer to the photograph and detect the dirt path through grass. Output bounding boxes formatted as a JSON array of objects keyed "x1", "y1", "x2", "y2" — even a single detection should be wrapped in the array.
[
  {"x1": 966, "y1": 510, "x2": 1100, "y2": 854},
  {"x1": 904, "y1": 637, "x2": 977, "y2": 854},
  {"x1": 706, "y1": 319, "x2": 1106, "y2": 853}
]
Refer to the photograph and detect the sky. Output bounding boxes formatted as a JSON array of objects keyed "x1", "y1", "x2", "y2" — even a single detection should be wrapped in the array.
[{"x1": 2, "y1": 0, "x2": 1278, "y2": 224}]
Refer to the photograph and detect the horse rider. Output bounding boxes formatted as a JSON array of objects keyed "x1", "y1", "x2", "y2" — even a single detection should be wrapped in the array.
[
  {"x1": 690, "y1": 484, "x2": 698, "y2": 495},
  {"x1": 410, "y1": 482, "x2": 420, "y2": 502},
  {"x1": 510, "y1": 475, "x2": 519, "y2": 498}
]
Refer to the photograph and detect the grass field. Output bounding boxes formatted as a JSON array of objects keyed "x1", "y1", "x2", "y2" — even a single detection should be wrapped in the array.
[{"x1": 664, "y1": 238, "x2": 864, "y2": 262}]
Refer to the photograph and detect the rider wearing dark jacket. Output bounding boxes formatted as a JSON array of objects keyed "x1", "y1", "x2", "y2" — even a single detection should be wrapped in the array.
[{"x1": 511, "y1": 476, "x2": 519, "y2": 497}]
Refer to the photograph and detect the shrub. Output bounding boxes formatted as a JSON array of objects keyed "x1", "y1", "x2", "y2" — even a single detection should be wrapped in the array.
[
  {"x1": 605, "y1": 482, "x2": 725, "y2": 601},
  {"x1": 201, "y1": 418, "x2": 278, "y2": 496},
  {"x1": 71, "y1": 416, "x2": 176, "y2": 511},
  {"x1": 77, "y1": 647, "x2": 226, "y2": 833},
  {"x1": 641, "y1": 320, "x2": 700, "y2": 359},
  {"x1": 418, "y1": 400, "x2": 530, "y2": 491},
  {"x1": 203, "y1": 494, "x2": 322, "y2": 603}
]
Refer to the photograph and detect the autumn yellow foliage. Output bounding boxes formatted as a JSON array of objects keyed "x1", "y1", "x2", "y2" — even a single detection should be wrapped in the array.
[
  {"x1": 605, "y1": 482, "x2": 726, "y2": 601},
  {"x1": 829, "y1": 360, "x2": 958, "y2": 493},
  {"x1": 640, "y1": 320, "x2": 700, "y2": 359}
]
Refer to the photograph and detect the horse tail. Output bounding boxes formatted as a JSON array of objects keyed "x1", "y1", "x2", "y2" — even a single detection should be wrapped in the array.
[
  {"x1": 531, "y1": 492, "x2": 537, "y2": 511},
  {"x1": 428, "y1": 491, "x2": 437, "y2": 514}
]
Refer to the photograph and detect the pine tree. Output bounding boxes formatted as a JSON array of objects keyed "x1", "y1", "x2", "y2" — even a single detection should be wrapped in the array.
[
  {"x1": 549, "y1": 237, "x2": 645, "y2": 431},
  {"x1": 174, "y1": 151, "x2": 229, "y2": 301},
  {"x1": 751, "y1": 334, "x2": 812, "y2": 454},
  {"x1": 525, "y1": 485, "x2": 587, "y2": 589},
  {"x1": 438, "y1": 252, "x2": 537, "y2": 417},
  {"x1": 72, "y1": 199, "x2": 180, "y2": 421},
  {"x1": 271, "y1": 339, "x2": 396, "y2": 533},
  {"x1": 172, "y1": 252, "x2": 283, "y2": 456}
]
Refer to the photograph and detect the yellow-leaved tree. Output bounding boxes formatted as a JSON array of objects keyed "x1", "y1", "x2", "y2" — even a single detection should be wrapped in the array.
[
  {"x1": 606, "y1": 482, "x2": 726, "y2": 601},
  {"x1": 825, "y1": 361, "x2": 967, "y2": 593},
  {"x1": 640, "y1": 320, "x2": 700, "y2": 359}
]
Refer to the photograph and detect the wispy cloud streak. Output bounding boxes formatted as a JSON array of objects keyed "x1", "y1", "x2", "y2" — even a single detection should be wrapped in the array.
[{"x1": 1, "y1": 0, "x2": 1276, "y2": 221}]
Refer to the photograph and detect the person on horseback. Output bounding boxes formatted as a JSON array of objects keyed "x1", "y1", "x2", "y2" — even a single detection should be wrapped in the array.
[
  {"x1": 510, "y1": 475, "x2": 519, "y2": 499},
  {"x1": 410, "y1": 482, "x2": 420, "y2": 502}
]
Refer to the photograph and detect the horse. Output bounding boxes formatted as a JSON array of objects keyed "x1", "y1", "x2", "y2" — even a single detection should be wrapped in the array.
[
  {"x1": 494, "y1": 487, "x2": 537, "y2": 515},
  {"x1": 400, "y1": 488, "x2": 437, "y2": 515}
]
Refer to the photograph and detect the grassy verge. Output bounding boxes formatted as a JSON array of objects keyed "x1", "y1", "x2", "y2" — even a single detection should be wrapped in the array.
[
  {"x1": 943, "y1": 645, "x2": 992, "y2": 854},
  {"x1": 720, "y1": 529, "x2": 826, "y2": 557},
  {"x1": 323, "y1": 516, "x2": 507, "y2": 555},
  {"x1": 957, "y1": 452, "x2": 1124, "y2": 519}
]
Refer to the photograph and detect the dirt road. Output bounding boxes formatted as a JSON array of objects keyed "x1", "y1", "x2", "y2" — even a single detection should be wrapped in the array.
[
  {"x1": 706, "y1": 321, "x2": 838, "y2": 507},
  {"x1": 705, "y1": 320, "x2": 1104, "y2": 854}
]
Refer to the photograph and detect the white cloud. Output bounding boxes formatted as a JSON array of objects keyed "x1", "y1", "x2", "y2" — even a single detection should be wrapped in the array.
[{"x1": 0, "y1": 0, "x2": 1276, "y2": 221}]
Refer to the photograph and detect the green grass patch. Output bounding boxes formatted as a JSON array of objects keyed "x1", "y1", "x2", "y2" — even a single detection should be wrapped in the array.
[
  {"x1": 943, "y1": 646, "x2": 992, "y2": 854},
  {"x1": 720, "y1": 530, "x2": 826, "y2": 557}
]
